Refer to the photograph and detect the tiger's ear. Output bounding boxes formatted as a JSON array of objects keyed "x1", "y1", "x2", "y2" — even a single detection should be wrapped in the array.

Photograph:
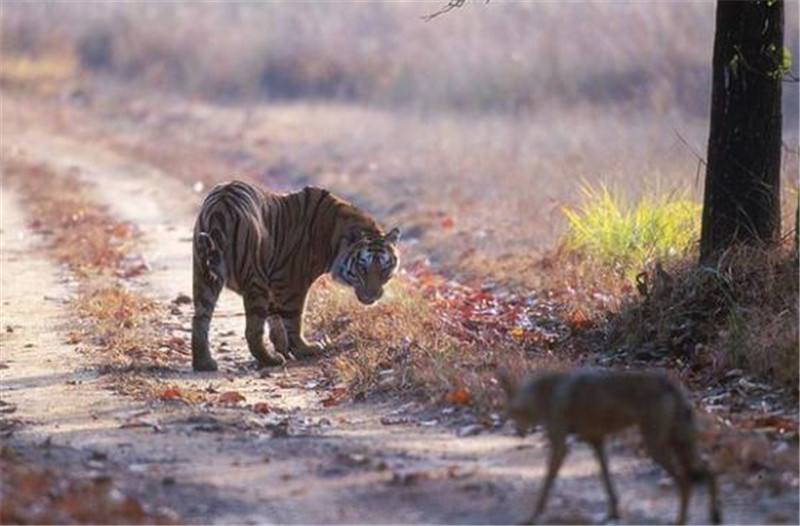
[
  {"x1": 345, "y1": 229, "x2": 362, "y2": 244},
  {"x1": 384, "y1": 227, "x2": 400, "y2": 244}
]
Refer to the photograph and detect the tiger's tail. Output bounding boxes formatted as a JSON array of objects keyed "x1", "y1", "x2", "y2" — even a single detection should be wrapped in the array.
[{"x1": 196, "y1": 231, "x2": 226, "y2": 285}]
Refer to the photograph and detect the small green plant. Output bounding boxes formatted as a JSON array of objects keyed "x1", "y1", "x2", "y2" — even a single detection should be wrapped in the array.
[{"x1": 562, "y1": 184, "x2": 701, "y2": 277}]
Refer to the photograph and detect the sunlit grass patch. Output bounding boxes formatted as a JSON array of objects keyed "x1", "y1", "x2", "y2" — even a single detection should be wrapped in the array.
[
  {"x1": 562, "y1": 183, "x2": 701, "y2": 277},
  {"x1": 0, "y1": 51, "x2": 78, "y2": 94}
]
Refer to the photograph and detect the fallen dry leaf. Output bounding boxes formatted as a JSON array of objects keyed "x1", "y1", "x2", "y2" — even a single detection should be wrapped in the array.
[
  {"x1": 217, "y1": 391, "x2": 246, "y2": 405},
  {"x1": 567, "y1": 307, "x2": 592, "y2": 329},
  {"x1": 164, "y1": 336, "x2": 185, "y2": 351},
  {"x1": 252, "y1": 402, "x2": 271, "y2": 414},
  {"x1": 444, "y1": 387, "x2": 472, "y2": 406},
  {"x1": 321, "y1": 387, "x2": 347, "y2": 407},
  {"x1": 159, "y1": 387, "x2": 183, "y2": 401}
]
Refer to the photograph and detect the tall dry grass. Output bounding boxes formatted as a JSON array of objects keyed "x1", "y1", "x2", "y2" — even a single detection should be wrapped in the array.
[
  {"x1": 2, "y1": 2, "x2": 798, "y2": 120},
  {"x1": 608, "y1": 243, "x2": 799, "y2": 390}
]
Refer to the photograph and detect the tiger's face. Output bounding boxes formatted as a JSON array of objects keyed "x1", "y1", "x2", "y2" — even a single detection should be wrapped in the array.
[{"x1": 332, "y1": 227, "x2": 400, "y2": 305}]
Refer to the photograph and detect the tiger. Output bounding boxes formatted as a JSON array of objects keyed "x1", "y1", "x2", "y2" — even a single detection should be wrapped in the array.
[{"x1": 191, "y1": 180, "x2": 400, "y2": 372}]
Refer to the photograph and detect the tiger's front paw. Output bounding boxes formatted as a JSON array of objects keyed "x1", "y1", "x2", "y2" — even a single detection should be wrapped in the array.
[
  {"x1": 193, "y1": 357, "x2": 219, "y2": 372},
  {"x1": 291, "y1": 339, "x2": 327, "y2": 359},
  {"x1": 254, "y1": 351, "x2": 286, "y2": 368}
]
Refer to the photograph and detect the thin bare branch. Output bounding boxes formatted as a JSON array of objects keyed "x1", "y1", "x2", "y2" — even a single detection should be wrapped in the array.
[
  {"x1": 673, "y1": 129, "x2": 707, "y2": 188},
  {"x1": 421, "y1": 0, "x2": 467, "y2": 22}
]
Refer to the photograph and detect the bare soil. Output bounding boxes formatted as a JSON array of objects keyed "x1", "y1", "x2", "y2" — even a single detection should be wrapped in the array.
[{"x1": 1, "y1": 90, "x2": 797, "y2": 524}]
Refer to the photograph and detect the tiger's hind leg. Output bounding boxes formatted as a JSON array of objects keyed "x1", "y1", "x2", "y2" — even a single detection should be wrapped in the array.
[
  {"x1": 243, "y1": 293, "x2": 286, "y2": 368},
  {"x1": 192, "y1": 261, "x2": 223, "y2": 372}
]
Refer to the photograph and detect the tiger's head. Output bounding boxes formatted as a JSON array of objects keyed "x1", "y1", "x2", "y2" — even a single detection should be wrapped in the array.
[{"x1": 332, "y1": 227, "x2": 400, "y2": 305}]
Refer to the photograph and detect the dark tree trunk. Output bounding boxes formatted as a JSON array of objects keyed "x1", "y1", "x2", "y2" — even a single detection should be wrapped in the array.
[{"x1": 700, "y1": 0, "x2": 784, "y2": 262}]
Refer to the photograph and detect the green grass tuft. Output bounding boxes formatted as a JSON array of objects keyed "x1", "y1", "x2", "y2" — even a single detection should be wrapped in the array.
[{"x1": 562, "y1": 184, "x2": 701, "y2": 276}]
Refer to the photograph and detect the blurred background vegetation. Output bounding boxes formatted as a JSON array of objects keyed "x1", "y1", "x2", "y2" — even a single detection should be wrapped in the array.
[{"x1": 2, "y1": 1, "x2": 797, "y2": 118}]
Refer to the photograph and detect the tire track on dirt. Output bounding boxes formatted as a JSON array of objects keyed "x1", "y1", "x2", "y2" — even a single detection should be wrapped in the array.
[
  {"x1": 0, "y1": 187, "x2": 114, "y2": 444},
  {"x1": 0, "y1": 186, "x2": 203, "y2": 523}
]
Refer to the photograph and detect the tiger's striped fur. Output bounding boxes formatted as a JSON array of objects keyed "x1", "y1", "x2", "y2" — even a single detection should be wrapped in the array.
[{"x1": 192, "y1": 180, "x2": 399, "y2": 372}]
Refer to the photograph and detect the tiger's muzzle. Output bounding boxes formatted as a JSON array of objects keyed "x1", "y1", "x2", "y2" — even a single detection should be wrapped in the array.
[{"x1": 356, "y1": 288, "x2": 383, "y2": 305}]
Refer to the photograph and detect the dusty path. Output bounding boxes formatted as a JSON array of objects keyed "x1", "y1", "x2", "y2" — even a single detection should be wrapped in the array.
[
  {"x1": 1, "y1": 105, "x2": 797, "y2": 524},
  {"x1": 0, "y1": 184, "x2": 121, "y2": 452}
]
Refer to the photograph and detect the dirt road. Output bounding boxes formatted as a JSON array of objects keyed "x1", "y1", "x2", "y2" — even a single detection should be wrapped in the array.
[{"x1": 1, "y1": 100, "x2": 797, "y2": 524}]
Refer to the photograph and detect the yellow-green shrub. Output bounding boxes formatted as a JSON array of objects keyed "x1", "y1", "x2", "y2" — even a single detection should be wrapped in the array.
[{"x1": 562, "y1": 184, "x2": 700, "y2": 277}]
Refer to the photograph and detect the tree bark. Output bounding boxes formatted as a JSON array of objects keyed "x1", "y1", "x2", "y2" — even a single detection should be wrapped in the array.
[{"x1": 700, "y1": 0, "x2": 784, "y2": 262}]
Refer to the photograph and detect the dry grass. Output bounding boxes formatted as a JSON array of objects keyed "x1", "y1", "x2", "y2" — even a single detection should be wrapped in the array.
[
  {"x1": 307, "y1": 268, "x2": 573, "y2": 413},
  {"x1": 5, "y1": 159, "x2": 138, "y2": 275},
  {"x1": 605, "y1": 243, "x2": 798, "y2": 390},
  {"x1": 72, "y1": 283, "x2": 170, "y2": 374},
  {"x1": 538, "y1": 237, "x2": 799, "y2": 392},
  {"x1": 309, "y1": 276, "x2": 484, "y2": 403},
  {"x1": 531, "y1": 183, "x2": 799, "y2": 392}
]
